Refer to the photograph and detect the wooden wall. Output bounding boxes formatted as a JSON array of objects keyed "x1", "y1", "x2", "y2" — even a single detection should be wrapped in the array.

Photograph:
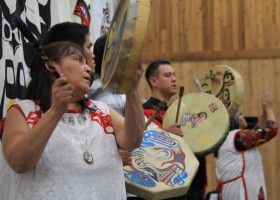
[
  {"x1": 143, "y1": 0, "x2": 280, "y2": 61},
  {"x1": 139, "y1": 0, "x2": 280, "y2": 199}
]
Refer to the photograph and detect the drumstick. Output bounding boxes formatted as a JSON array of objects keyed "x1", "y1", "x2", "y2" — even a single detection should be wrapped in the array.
[
  {"x1": 12, "y1": 15, "x2": 39, "y2": 48},
  {"x1": 175, "y1": 86, "x2": 184, "y2": 123},
  {"x1": 193, "y1": 77, "x2": 203, "y2": 92},
  {"x1": 145, "y1": 100, "x2": 167, "y2": 129},
  {"x1": 52, "y1": 70, "x2": 61, "y2": 78}
]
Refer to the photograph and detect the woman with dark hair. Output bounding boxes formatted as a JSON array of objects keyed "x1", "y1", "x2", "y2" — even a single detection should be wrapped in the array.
[
  {"x1": 0, "y1": 41, "x2": 144, "y2": 200},
  {"x1": 215, "y1": 91, "x2": 278, "y2": 200}
]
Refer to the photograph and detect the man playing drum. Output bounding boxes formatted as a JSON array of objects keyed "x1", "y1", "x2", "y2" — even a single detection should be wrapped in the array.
[{"x1": 143, "y1": 59, "x2": 207, "y2": 200}]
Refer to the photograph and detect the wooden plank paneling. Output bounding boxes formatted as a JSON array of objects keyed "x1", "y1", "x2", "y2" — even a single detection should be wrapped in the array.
[
  {"x1": 143, "y1": 49, "x2": 280, "y2": 62},
  {"x1": 143, "y1": 0, "x2": 280, "y2": 60},
  {"x1": 202, "y1": 0, "x2": 213, "y2": 51},
  {"x1": 213, "y1": 0, "x2": 221, "y2": 51},
  {"x1": 140, "y1": 1, "x2": 280, "y2": 199},
  {"x1": 231, "y1": 0, "x2": 239, "y2": 50},
  {"x1": 274, "y1": 0, "x2": 280, "y2": 48},
  {"x1": 171, "y1": 0, "x2": 180, "y2": 52},
  {"x1": 256, "y1": 0, "x2": 264, "y2": 48}
]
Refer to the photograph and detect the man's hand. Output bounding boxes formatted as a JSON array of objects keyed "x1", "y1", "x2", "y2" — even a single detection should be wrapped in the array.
[{"x1": 163, "y1": 123, "x2": 184, "y2": 137}]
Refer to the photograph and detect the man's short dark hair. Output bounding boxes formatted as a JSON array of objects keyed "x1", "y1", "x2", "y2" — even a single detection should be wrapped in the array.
[
  {"x1": 145, "y1": 59, "x2": 171, "y2": 89},
  {"x1": 43, "y1": 22, "x2": 89, "y2": 48},
  {"x1": 93, "y1": 34, "x2": 107, "y2": 74}
]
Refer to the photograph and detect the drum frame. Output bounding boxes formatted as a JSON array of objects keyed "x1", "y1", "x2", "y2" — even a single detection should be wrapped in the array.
[
  {"x1": 200, "y1": 65, "x2": 244, "y2": 117},
  {"x1": 163, "y1": 92, "x2": 230, "y2": 157},
  {"x1": 124, "y1": 128, "x2": 199, "y2": 199},
  {"x1": 101, "y1": 0, "x2": 150, "y2": 93}
]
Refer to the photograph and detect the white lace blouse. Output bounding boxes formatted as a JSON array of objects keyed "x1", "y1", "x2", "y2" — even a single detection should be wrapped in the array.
[{"x1": 0, "y1": 100, "x2": 126, "y2": 200}]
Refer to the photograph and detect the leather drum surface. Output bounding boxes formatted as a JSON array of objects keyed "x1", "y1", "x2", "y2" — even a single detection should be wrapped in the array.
[
  {"x1": 200, "y1": 65, "x2": 244, "y2": 117},
  {"x1": 101, "y1": 0, "x2": 150, "y2": 93},
  {"x1": 124, "y1": 128, "x2": 199, "y2": 200},
  {"x1": 163, "y1": 92, "x2": 230, "y2": 157}
]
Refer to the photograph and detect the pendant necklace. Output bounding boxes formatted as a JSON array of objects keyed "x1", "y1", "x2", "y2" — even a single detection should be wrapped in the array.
[
  {"x1": 81, "y1": 139, "x2": 93, "y2": 164},
  {"x1": 60, "y1": 105, "x2": 95, "y2": 164}
]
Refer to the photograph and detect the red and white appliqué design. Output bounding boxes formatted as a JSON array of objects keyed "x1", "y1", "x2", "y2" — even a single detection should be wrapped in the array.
[
  {"x1": 26, "y1": 110, "x2": 43, "y2": 128},
  {"x1": 90, "y1": 108, "x2": 114, "y2": 135}
]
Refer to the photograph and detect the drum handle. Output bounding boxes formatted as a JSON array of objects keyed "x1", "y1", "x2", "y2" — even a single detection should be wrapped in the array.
[
  {"x1": 193, "y1": 77, "x2": 203, "y2": 92},
  {"x1": 175, "y1": 86, "x2": 184, "y2": 123},
  {"x1": 145, "y1": 100, "x2": 167, "y2": 129}
]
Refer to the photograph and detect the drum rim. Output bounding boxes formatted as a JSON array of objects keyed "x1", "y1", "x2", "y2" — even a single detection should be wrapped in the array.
[
  {"x1": 123, "y1": 127, "x2": 199, "y2": 199},
  {"x1": 200, "y1": 65, "x2": 244, "y2": 117},
  {"x1": 101, "y1": 0, "x2": 151, "y2": 93},
  {"x1": 162, "y1": 92, "x2": 230, "y2": 156}
]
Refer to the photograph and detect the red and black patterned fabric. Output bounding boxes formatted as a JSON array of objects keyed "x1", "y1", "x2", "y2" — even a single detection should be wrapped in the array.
[
  {"x1": 143, "y1": 97, "x2": 167, "y2": 128},
  {"x1": 235, "y1": 121, "x2": 278, "y2": 151}
]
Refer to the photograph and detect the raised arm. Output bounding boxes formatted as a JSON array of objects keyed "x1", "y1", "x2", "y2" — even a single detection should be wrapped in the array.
[
  {"x1": 2, "y1": 76, "x2": 74, "y2": 173},
  {"x1": 234, "y1": 91, "x2": 278, "y2": 151},
  {"x1": 111, "y1": 63, "x2": 145, "y2": 152}
]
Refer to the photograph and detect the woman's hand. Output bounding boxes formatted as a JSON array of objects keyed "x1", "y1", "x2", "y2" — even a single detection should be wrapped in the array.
[
  {"x1": 51, "y1": 74, "x2": 75, "y2": 114},
  {"x1": 258, "y1": 90, "x2": 276, "y2": 127},
  {"x1": 113, "y1": 62, "x2": 144, "y2": 151},
  {"x1": 262, "y1": 90, "x2": 273, "y2": 112},
  {"x1": 126, "y1": 62, "x2": 144, "y2": 94}
]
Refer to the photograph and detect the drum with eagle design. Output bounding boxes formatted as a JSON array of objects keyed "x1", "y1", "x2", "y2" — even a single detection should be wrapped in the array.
[
  {"x1": 124, "y1": 128, "x2": 199, "y2": 200},
  {"x1": 200, "y1": 65, "x2": 244, "y2": 117}
]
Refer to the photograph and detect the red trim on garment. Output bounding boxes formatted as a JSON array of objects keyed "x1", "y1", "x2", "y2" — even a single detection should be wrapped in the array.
[
  {"x1": 143, "y1": 109, "x2": 163, "y2": 128},
  {"x1": 218, "y1": 131, "x2": 248, "y2": 200},
  {"x1": 12, "y1": 104, "x2": 26, "y2": 120},
  {"x1": 67, "y1": 109, "x2": 82, "y2": 114},
  {"x1": 218, "y1": 175, "x2": 243, "y2": 200},
  {"x1": 241, "y1": 151, "x2": 249, "y2": 200},
  {"x1": 0, "y1": 118, "x2": 6, "y2": 138},
  {"x1": 66, "y1": 99, "x2": 95, "y2": 113}
]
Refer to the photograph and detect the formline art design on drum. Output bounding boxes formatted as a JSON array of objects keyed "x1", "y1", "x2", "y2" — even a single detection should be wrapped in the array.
[
  {"x1": 201, "y1": 69, "x2": 235, "y2": 109},
  {"x1": 200, "y1": 65, "x2": 244, "y2": 118},
  {"x1": 124, "y1": 129, "x2": 188, "y2": 188},
  {"x1": 209, "y1": 102, "x2": 219, "y2": 113},
  {"x1": 180, "y1": 112, "x2": 207, "y2": 128}
]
